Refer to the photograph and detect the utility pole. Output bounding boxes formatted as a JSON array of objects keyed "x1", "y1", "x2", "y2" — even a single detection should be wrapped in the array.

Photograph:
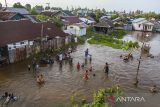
[
  {"x1": 5, "y1": 0, "x2": 7, "y2": 8},
  {"x1": 135, "y1": 32, "x2": 149, "y2": 86},
  {"x1": 46, "y1": 3, "x2": 50, "y2": 7},
  {"x1": 41, "y1": 23, "x2": 44, "y2": 51}
]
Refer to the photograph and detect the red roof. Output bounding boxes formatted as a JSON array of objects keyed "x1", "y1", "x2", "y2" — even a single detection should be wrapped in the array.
[
  {"x1": 61, "y1": 16, "x2": 82, "y2": 24},
  {"x1": 0, "y1": 19, "x2": 67, "y2": 46}
]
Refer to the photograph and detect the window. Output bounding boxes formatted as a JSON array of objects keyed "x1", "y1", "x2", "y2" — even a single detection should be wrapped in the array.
[
  {"x1": 20, "y1": 42, "x2": 24, "y2": 44},
  {"x1": 70, "y1": 26, "x2": 73, "y2": 29},
  {"x1": 139, "y1": 24, "x2": 141, "y2": 28}
]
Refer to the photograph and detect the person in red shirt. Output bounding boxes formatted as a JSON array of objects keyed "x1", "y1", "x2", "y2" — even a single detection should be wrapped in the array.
[{"x1": 77, "y1": 62, "x2": 80, "y2": 71}]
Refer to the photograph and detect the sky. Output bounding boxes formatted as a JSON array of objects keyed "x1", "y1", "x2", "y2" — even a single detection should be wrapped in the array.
[{"x1": 0, "y1": 0, "x2": 160, "y2": 12}]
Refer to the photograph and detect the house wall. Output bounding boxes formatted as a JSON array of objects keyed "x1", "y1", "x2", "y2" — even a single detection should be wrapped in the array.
[
  {"x1": 143, "y1": 24, "x2": 153, "y2": 32},
  {"x1": 6, "y1": 36, "x2": 67, "y2": 63},
  {"x1": 132, "y1": 20, "x2": 153, "y2": 32},
  {"x1": 67, "y1": 25, "x2": 86, "y2": 36},
  {"x1": 132, "y1": 20, "x2": 146, "y2": 31}
]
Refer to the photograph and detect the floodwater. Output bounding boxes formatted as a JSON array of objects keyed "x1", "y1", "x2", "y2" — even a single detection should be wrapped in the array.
[
  {"x1": 0, "y1": 31, "x2": 160, "y2": 107},
  {"x1": 123, "y1": 31, "x2": 160, "y2": 56}
]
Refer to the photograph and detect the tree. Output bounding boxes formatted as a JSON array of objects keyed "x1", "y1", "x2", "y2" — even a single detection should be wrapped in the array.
[
  {"x1": 95, "y1": 9, "x2": 104, "y2": 22},
  {"x1": 45, "y1": 6, "x2": 50, "y2": 10},
  {"x1": 66, "y1": 6, "x2": 69, "y2": 10},
  {"x1": 13, "y1": 2, "x2": 24, "y2": 8},
  {"x1": 31, "y1": 7, "x2": 38, "y2": 15},
  {"x1": 51, "y1": 17, "x2": 63, "y2": 28},
  {"x1": 36, "y1": 15, "x2": 50, "y2": 22},
  {"x1": 25, "y1": 4, "x2": 31, "y2": 11},
  {"x1": 71, "y1": 6, "x2": 74, "y2": 11},
  {"x1": 102, "y1": 8, "x2": 106, "y2": 14},
  {"x1": 36, "y1": 15, "x2": 63, "y2": 28},
  {"x1": 111, "y1": 13, "x2": 119, "y2": 20}
]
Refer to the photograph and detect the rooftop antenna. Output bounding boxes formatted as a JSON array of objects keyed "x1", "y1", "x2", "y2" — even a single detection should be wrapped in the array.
[{"x1": 5, "y1": 0, "x2": 8, "y2": 8}]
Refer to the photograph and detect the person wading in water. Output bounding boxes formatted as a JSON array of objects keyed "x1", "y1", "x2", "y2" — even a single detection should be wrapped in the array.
[{"x1": 104, "y1": 62, "x2": 109, "y2": 76}]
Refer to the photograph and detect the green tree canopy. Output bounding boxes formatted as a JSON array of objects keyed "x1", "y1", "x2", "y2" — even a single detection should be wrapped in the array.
[
  {"x1": 31, "y1": 7, "x2": 38, "y2": 15},
  {"x1": 13, "y1": 2, "x2": 24, "y2": 8},
  {"x1": 36, "y1": 15, "x2": 63, "y2": 28},
  {"x1": 45, "y1": 6, "x2": 50, "y2": 10},
  {"x1": 95, "y1": 9, "x2": 104, "y2": 22},
  {"x1": 25, "y1": 4, "x2": 31, "y2": 11},
  {"x1": 102, "y1": 8, "x2": 106, "y2": 14}
]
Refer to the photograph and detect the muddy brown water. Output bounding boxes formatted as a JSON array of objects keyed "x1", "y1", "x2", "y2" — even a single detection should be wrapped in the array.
[{"x1": 0, "y1": 31, "x2": 160, "y2": 107}]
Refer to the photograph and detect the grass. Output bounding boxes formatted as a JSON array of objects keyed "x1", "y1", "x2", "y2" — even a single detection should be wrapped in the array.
[{"x1": 87, "y1": 28, "x2": 139, "y2": 50}]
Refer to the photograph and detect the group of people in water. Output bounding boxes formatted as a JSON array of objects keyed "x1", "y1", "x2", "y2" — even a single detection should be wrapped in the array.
[
  {"x1": 120, "y1": 53, "x2": 133, "y2": 62},
  {"x1": 0, "y1": 92, "x2": 17, "y2": 105},
  {"x1": 75, "y1": 48, "x2": 111, "y2": 81},
  {"x1": 26, "y1": 47, "x2": 159, "y2": 93}
]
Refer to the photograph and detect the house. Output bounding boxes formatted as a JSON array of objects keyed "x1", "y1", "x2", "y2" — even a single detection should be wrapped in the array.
[
  {"x1": 0, "y1": 19, "x2": 68, "y2": 63},
  {"x1": 151, "y1": 20, "x2": 160, "y2": 32},
  {"x1": 24, "y1": 15, "x2": 41, "y2": 23},
  {"x1": 41, "y1": 10, "x2": 73, "y2": 18},
  {"x1": 112, "y1": 17, "x2": 132, "y2": 30},
  {"x1": 61, "y1": 16, "x2": 87, "y2": 36},
  {"x1": 65, "y1": 23, "x2": 87, "y2": 36},
  {"x1": 132, "y1": 18, "x2": 154, "y2": 32},
  {"x1": 105, "y1": 13, "x2": 116, "y2": 19},
  {"x1": 79, "y1": 17, "x2": 95, "y2": 26},
  {"x1": 63, "y1": 10, "x2": 74, "y2": 16},
  {"x1": 94, "y1": 18, "x2": 114, "y2": 34},
  {"x1": 3, "y1": 7, "x2": 29, "y2": 15},
  {"x1": 153, "y1": 21, "x2": 160, "y2": 32},
  {"x1": 35, "y1": 6, "x2": 44, "y2": 14},
  {"x1": 0, "y1": 12, "x2": 26, "y2": 21}
]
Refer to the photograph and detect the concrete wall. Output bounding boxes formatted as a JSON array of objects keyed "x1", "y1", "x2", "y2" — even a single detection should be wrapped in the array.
[{"x1": 67, "y1": 25, "x2": 86, "y2": 36}]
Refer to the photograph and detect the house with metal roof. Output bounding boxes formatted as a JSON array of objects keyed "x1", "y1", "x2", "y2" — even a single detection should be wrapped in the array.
[
  {"x1": 61, "y1": 16, "x2": 87, "y2": 36},
  {"x1": 94, "y1": 18, "x2": 114, "y2": 34},
  {"x1": 0, "y1": 12, "x2": 25, "y2": 21},
  {"x1": 3, "y1": 7, "x2": 29, "y2": 15},
  {"x1": 0, "y1": 19, "x2": 68, "y2": 63},
  {"x1": 132, "y1": 18, "x2": 154, "y2": 32}
]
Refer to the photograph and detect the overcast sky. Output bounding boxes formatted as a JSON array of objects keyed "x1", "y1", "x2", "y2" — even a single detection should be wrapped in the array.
[{"x1": 1, "y1": 0, "x2": 160, "y2": 12}]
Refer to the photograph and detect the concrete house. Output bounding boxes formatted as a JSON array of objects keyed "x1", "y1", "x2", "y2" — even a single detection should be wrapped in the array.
[
  {"x1": 66, "y1": 23, "x2": 87, "y2": 36},
  {"x1": 132, "y1": 18, "x2": 154, "y2": 32},
  {"x1": 62, "y1": 16, "x2": 87, "y2": 36}
]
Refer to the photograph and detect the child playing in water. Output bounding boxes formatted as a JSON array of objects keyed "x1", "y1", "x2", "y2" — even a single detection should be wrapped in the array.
[
  {"x1": 89, "y1": 66, "x2": 93, "y2": 72},
  {"x1": 83, "y1": 70, "x2": 89, "y2": 80}
]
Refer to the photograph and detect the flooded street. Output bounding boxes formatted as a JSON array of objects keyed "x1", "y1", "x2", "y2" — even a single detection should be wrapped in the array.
[{"x1": 0, "y1": 31, "x2": 160, "y2": 107}]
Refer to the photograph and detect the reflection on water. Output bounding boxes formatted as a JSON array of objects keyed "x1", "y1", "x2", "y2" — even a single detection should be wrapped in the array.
[
  {"x1": 0, "y1": 33, "x2": 160, "y2": 106},
  {"x1": 123, "y1": 31, "x2": 160, "y2": 56}
]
